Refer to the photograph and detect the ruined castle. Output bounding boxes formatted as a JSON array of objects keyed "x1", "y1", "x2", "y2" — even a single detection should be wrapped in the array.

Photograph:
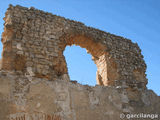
[{"x1": 0, "y1": 5, "x2": 159, "y2": 120}]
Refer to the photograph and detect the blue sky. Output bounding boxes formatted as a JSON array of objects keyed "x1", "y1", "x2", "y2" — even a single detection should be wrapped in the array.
[{"x1": 0, "y1": 0, "x2": 159, "y2": 95}]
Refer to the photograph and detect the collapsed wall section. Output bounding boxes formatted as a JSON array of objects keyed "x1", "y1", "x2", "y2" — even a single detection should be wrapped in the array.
[{"x1": 1, "y1": 5, "x2": 147, "y2": 90}]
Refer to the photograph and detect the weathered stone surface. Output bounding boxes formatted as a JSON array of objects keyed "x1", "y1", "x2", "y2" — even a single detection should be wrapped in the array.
[
  {"x1": 0, "y1": 72, "x2": 159, "y2": 120},
  {"x1": 1, "y1": 5, "x2": 147, "y2": 88},
  {"x1": 0, "y1": 4, "x2": 159, "y2": 120}
]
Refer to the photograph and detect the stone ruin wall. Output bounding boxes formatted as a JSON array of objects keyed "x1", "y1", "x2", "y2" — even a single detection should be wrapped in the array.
[
  {"x1": 2, "y1": 5, "x2": 147, "y2": 89},
  {"x1": 0, "y1": 5, "x2": 160, "y2": 120}
]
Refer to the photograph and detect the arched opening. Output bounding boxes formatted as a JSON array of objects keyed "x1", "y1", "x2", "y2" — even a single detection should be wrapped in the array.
[
  {"x1": 59, "y1": 34, "x2": 116, "y2": 86},
  {"x1": 63, "y1": 45, "x2": 97, "y2": 86}
]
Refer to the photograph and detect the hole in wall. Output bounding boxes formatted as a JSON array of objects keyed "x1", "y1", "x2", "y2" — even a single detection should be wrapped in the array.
[{"x1": 63, "y1": 45, "x2": 97, "y2": 86}]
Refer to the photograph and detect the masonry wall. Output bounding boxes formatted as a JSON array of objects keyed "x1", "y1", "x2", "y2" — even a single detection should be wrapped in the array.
[
  {"x1": 0, "y1": 5, "x2": 159, "y2": 120},
  {"x1": 0, "y1": 71, "x2": 160, "y2": 120},
  {"x1": 2, "y1": 5, "x2": 147, "y2": 89}
]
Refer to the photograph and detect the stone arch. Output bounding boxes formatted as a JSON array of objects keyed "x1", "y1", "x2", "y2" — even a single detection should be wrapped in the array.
[{"x1": 58, "y1": 33, "x2": 119, "y2": 86}]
